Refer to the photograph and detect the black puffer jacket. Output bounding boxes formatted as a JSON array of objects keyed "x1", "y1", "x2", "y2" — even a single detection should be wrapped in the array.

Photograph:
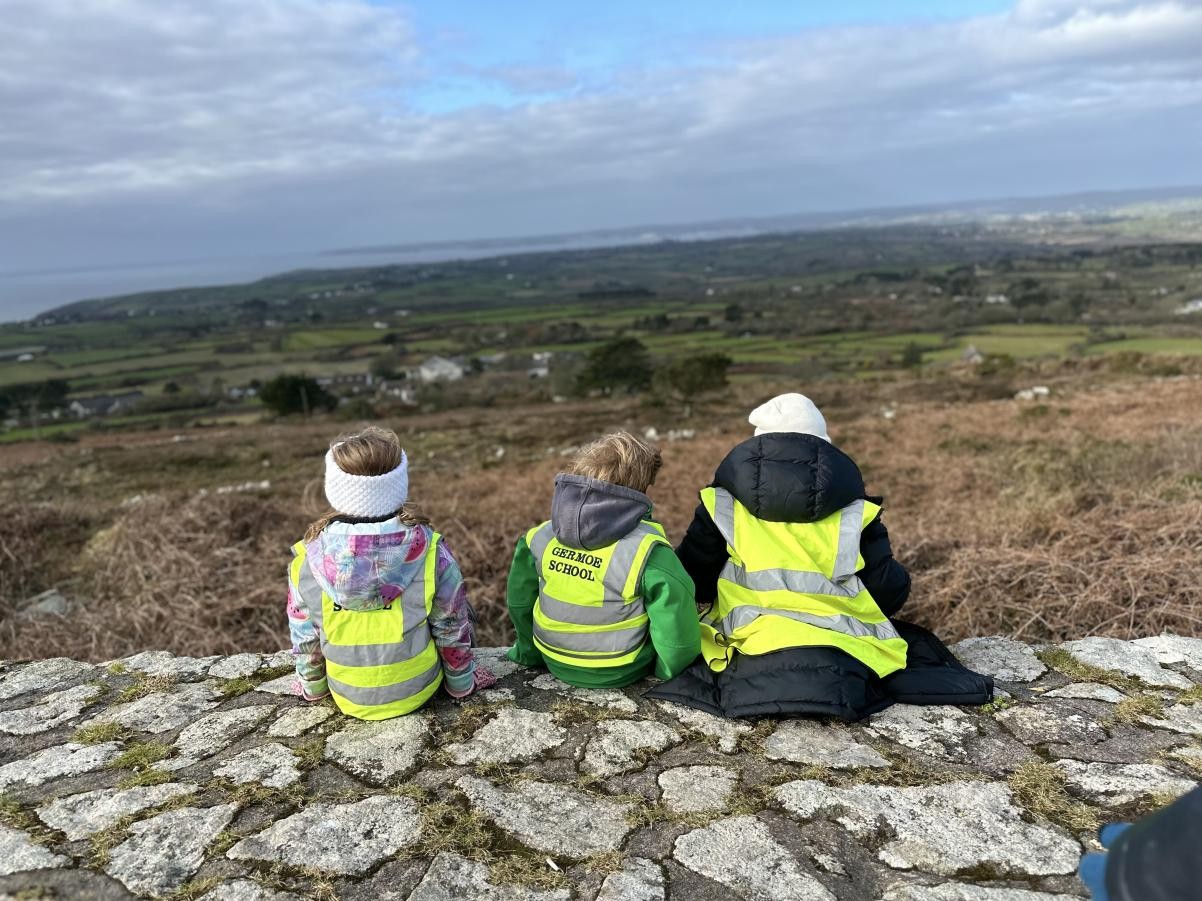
[
  {"x1": 647, "y1": 433, "x2": 992, "y2": 721},
  {"x1": 677, "y1": 433, "x2": 911, "y2": 615}
]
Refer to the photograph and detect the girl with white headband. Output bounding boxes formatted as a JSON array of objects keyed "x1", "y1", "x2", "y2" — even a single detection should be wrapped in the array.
[{"x1": 286, "y1": 426, "x2": 495, "y2": 719}]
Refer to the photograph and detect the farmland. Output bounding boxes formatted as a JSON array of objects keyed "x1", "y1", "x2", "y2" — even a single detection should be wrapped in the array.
[
  {"x1": 2, "y1": 218, "x2": 1202, "y2": 443},
  {"x1": 1, "y1": 212, "x2": 1201, "y2": 660}
]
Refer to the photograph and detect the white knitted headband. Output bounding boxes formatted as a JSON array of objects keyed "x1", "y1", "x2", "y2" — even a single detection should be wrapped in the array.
[{"x1": 324, "y1": 445, "x2": 409, "y2": 518}]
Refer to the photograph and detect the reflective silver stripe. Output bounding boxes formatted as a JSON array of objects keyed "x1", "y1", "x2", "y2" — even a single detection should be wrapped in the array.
[
  {"x1": 533, "y1": 621, "x2": 646, "y2": 654},
  {"x1": 322, "y1": 627, "x2": 431, "y2": 667},
  {"x1": 718, "y1": 604, "x2": 901, "y2": 642},
  {"x1": 294, "y1": 556, "x2": 324, "y2": 632},
  {"x1": 528, "y1": 522, "x2": 555, "y2": 561},
  {"x1": 833, "y1": 500, "x2": 865, "y2": 581},
  {"x1": 721, "y1": 560, "x2": 863, "y2": 599},
  {"x1": 402, "y1": 548, "x2": 430, "y2": 626},
  {"x1": 537, "y1": 591, "x2": 645, "y2": 626},
  {"x1": 327, "y1": 657, "x2": 441, "y2": 706},
  {"x1": 710, "y1": 488, "x2": 736, "y2": 546},
  {"x1": 601, "y1": 525, "x2": 661, "y2": 597}
]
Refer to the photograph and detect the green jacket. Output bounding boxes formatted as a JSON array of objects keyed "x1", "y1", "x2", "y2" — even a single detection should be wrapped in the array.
[{"x1": 506, "y1": 535, "x2": 701, "y2": 688}]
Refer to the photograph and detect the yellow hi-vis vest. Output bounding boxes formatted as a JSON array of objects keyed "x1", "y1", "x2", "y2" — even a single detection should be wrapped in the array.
[
  {"x1": 527, "y1": 520, "x2": 670, "y2": 668},
  {"x1": 698, "y1": 487, "x2": 907, "y2": 678},
  {"x1": 289, "y1": 537, "x2": 442, "y2": 720}
]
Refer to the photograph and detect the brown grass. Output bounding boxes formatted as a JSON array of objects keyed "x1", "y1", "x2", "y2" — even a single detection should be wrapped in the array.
[{"x1": 1, "y1": 371, "x2": 1200, "y2": 659}]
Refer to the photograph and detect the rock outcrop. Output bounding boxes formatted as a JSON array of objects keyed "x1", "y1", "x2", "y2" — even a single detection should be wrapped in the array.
[{"x1": 0, "y1": 638, "x2": 1198, "y2": 900}]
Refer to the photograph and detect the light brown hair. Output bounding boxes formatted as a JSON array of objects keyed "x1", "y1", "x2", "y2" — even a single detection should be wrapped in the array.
[
  {"x1": 304, "y1": 426, "x2": 427, "y2": 541},
  {"x1": 569, "y1": 431, "x2": 662, "y2": 493}
]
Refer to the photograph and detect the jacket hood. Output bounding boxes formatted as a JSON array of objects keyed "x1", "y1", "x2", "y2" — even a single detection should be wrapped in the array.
[
  {"x1": 306, "y1": 517, "x2": 431, "y2": 611},
  {"x1": 551, "y1": 473, "x2": 653, "y2": 550},
  {"x1": 713, "y1": 432, "x2": 865, "y2": 524}
]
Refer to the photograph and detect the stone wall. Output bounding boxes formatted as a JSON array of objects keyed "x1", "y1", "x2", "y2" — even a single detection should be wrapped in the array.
[{"x1": 0, "y1": 636, "x2": 1199, "y2": 900}]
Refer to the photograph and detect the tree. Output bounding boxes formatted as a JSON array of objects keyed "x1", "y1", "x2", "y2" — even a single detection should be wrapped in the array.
[
  {"x1": 900, "y1": 342, "x2": 924, "y2": 368},
  {"x1": 654, "y1": 353, "x2": 732, "y2": 413},
  {"x1": 259, "y1": 375, "x2": 335, "y2": 417},
  {"x1": 723, "y1": 303, "x2": 744, "y2": 322},
  {"x1": 575, "y1": 338, "x2": 654, "y2": 395},
  {"x1": 370, "y1": 356, "x2": 398, "y2": 380},
  {"x1": 0, "y1": 379, "x2": 68, "y2": 429}
]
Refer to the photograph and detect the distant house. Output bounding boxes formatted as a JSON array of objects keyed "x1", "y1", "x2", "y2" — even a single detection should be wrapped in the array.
[
  {"x1": 376, "y1": 380, "x2": 418, "y2": 405},
  {"x1": 527, "y1": 366, "x2": 550, "y2": 379},
  {"x1": 531, "y1": 351, "x2": 553, "y2": 365},
  {"x1": 418, "y1": 356, "x2": 466, "y2": 383},
  {"x1": 315, "y1": 374, "x2": 374, "y2": 395},
  {"x1": 984, "y1": 294, "x2": 1010, "y2": 305},
  {"x1": 68, "y1": 392, "x2": 144, "y2": 419},
  {"x1": 0, "y1": 345, "x2": 46, "y2": 362},
  {"x1": 1176, "y1": 298, "x2": 1202, "y2": 315}
]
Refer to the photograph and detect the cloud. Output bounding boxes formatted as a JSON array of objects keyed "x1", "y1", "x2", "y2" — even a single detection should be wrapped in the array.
[{"x1": 1, "y1": 0, "x2": 1200, "y2": 277}]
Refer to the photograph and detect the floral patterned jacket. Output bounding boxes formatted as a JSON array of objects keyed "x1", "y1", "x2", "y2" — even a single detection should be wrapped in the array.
[{"x1": 286, "y1": 517, "x2": 478, "y2": 700}]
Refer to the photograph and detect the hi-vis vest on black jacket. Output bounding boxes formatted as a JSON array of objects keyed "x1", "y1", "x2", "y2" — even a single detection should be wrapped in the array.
[
  {"x1": 527, "y1": 519, "x2": 669, "y2": 669},
  {"x1": 698, "y1": 486, "x2": 908, "y2": 678}
]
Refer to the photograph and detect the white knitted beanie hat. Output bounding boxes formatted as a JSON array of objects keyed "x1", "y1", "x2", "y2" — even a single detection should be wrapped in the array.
[
  {"x1": 324, "y1": 444, "x2": 409, "y2": 518},
  {"x1": 749, "y1": 393, "x2": 830, "y2": 442}
]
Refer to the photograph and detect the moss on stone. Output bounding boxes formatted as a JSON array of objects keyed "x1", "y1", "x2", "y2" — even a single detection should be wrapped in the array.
[
  {"x1": 292, "y1": 735, "x2": 327, "y2": 772},
  {"x1": 548, "y1": 700, "x2": 624, "y2": 728},
  {"x1": 108, "y1": 740, "x2": 171, "y2": 771},
  {"x1": 488, "y1": 851, "x2": 567, "y2": 891},
  {"x1": 168, "y1": 875, "x2": 223, "y2": 900},
  {"x1": 73, "y1": 721, "x2": 130, "y2": 744},
  {"x1": 88, "y1": 814, "x2": 137, "y2": 867},
  {"x1": 978, "y1": 696, "x2": 1015, "y2": 713},
  {"x1": 1177, "y1": 685, "x2": 1202, "y2": 705},
  {"x1": 115, "y1": 674, "x2": 177, "y2": 703},
  {"x1": 1112, "y1": 694, "x2": 1164, "y2": 724},
  {"x1": 409, "y1": 798, "x2": 493, "y2": 861},
  {"x1": 216, "y1": 677, "x2": 255, "y2": 699},
  {"x1": 582, "y1": 849, "x2": 626, "y2": 876},
  {"x1": 1007, "y1": 761, "x2": 1100, "y2": 833},
  {"x1": 0, "y1": 795, "x2": 41, "y2": 834},
  {"x1": 1036, "y1": 648, "x2": 1144, "y2": 692},
  {"x1": 117, "y1": 768, "x2": 172, "y2": 789}
]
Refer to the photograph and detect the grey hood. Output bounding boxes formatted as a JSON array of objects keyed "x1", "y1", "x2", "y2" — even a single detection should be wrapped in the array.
[{"x1": 550, "y1": 473, "x2": 653, "y2": 550}]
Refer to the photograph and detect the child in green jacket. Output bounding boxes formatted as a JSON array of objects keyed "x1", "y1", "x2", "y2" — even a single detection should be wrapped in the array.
[{"x1": 506, "y1": 432, "x2": 701, "y2": 687}]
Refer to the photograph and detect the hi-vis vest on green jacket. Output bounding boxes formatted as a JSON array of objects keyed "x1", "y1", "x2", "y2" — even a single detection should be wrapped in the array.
[
  {"x1": 289, "y1": 538, "x2": 442, "y2": 720},
  {"x1": 699, "y1": 487, "x2": 908, "y2": 678},
  {"x1": 527, "y1": 520, "x2": 670, "y2": 669}
]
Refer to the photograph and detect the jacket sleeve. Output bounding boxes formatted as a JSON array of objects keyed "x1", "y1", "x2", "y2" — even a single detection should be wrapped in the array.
[
  {"x1": 505, "y1": 535, "x2": 545, "y2": 667},
  {"x1": 428, "y1": 537, "x2": 478, "y2": 698},
  {"x1": 859, "y1": 508, "x2": 911, "y2": 617},
  {"x1": 642, "y1": 544, "x2": 702, "y2": 680},
  {"x1": 287, "y1": 552, "x2": 328, "y2": 701},
  {"x1": 674, "y1": 501, "x2": 729, "y2": 606}
]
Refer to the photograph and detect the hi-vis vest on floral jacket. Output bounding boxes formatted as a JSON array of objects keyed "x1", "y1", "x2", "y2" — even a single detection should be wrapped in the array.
[
  {"x1": 527, "y1": 519, "x2": 670, "y2": 669},
  {"x1": 698, "y1": 486, "x2": 908, "y2": 678},
  {"x1": 289, "y1": 536, "x2": 442, "y2": 719}
]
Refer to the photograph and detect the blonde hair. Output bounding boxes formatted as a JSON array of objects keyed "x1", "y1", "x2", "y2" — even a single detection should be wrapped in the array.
[
  {"x1": 304, "y1": 426, "x2": 427, "y2": 541},
  {"x1": 569, "y1": 431, "x2": 662, "y2": 493}
]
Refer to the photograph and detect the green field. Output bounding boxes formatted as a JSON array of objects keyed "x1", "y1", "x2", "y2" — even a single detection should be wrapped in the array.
[{"x1": 3, "y1": 222, "x2": 1201, "y2": 438}]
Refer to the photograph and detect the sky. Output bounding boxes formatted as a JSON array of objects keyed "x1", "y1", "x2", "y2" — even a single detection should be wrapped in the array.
[{"x1": 1, "y1": 0, "x2": 1201, "y2": 310}]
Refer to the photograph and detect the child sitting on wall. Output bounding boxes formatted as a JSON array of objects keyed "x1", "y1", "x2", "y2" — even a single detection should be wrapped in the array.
[
  {"x1": 287, "y1": 426, "x2": 495, "y2": 719},
  {"x1": 505, "y1": 431, "x2": 701, "y2": 687}
]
